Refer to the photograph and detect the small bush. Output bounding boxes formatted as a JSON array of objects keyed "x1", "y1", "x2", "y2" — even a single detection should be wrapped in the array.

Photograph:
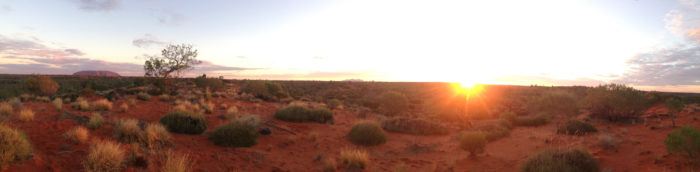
[
  {"x1": 18, "y1": 109, "x2": 35, "y2": 122},
  {"x1": 322, "y1": 157, "x2": 337, "y2": 172},
  {"x1": 159, "y1": 111, "x2": 207, "y2": 134},
  {"x1": 81, "y1": 88, "x2": 96, "y2": 97},
  {"x1": 26, "y1": 75, "x2": 59, "y2": 96},
  {"x1": 557, "y1": 120, "x2": 597, "y2": 135},
  {"x1": 194, "y1": 74, "x2": 225, "y2": 91},
  {"x1": 381, "y1": 117, "x2": 448, "y2": 135},
  {"x1": 581, "y1": 84, "x2": 649, "y2": 122},
  {"x1": 274, "y1": 106, "x2": 334, "y2": 124},
  {"x1": 65, "y1": 126, "x2": 89, "y2": 144},
  {"x1": 340, "y1": 148, "x2": 369, "y2": 170},
  {"x1": 84, "y1": 141, "x2": 125, "y2": 172},
  {"x1": 471, "y1": 120, "x2": 512, "y2": 141},
  {"x1": 459, "y1": 131, "x2": 487, "y2": 157},
  {"x1": 0, "y1": 125, "x2": 33, "y2": 170},
  {"x1": 53, "y1": 98, "x2": 63, "y2": 111},
  {"x1": 242, "y1": 81, "x2": 289, "y2": 101},
  {"x1": 348, "y1": 121, "x2": 386, "y2": 146},
  {"x1": 159, "y1": 94, "x2": 171, "y2": 102},
  {"x1": 514, "y1": 113, "x2": 550, "y2": 126},
  {"x1": 114, "y1": 119, "x2": 143, "y2": 143},
  {"x1": 71, "y1": 97, "x2": 90, "y2": 111},
  {"x1": 209, "y1": 120, "x2": 260, "y2": 147},
  {"x1": 665, "y1": 126, "x2": 700, "y2": 159},
  {"x1": 93, "y1": 99, "x2": 113, "y2": 111},
  {"x1": 89, "y1": 113, "x2": 104, "y2": 130},
  {"x1": 328, "y1": 99, "x2": 342, "y2": 109},
  {"x1": 137, "y1": 92, "x2": 151, "y2": 101},
  {"x1": 119, "y1": 104, "x2": 128, "y2": 113},
  {"x1": 521, "y1": 148, "x2": 599, "y2": 172},
  {"x1": 144, "y1": 123, "x2": 170, "y2": 149},
  {"x1": 378, "y1": 91, "x2": 409, "y2": 116},
  {"x1": 0, "y1": 102, "x2": 13, "y2": 117},
  {"x1": 161, "y1": 151, "x2": 191, "y2": 172},
  {"x1": 226, "y1": 106, "x2": 238, "y2": 117},
  {"x1": 526, "y1": 90, "x2": 579, "y2": 116}
]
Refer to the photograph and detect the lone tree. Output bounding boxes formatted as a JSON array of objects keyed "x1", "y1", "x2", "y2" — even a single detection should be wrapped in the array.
[
  {"x1": 665, "y1": 97, "x2": 685, "y2": 127},
  {"x1": 144, "y1": 44, "x2": 201, "y2": 92}
]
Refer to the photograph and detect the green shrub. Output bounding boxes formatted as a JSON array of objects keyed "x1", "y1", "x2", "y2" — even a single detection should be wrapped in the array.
[
  {"x1": 381, "y1": 117, "x2": 448, "y2": 135},
  {"x1": 274, "y1": 106, "x2": 334, "y2": 124},
  {"x1": 459, "y1": 131, "x2": 487, "y2": 157},
  {"x1": 557, "y1": 120, "x2": 597, "y2": 135},
  {"x1": 581, "y1": 84, "x2": 649, "y2": 122},
  {"x1": 194, "y1": 74, "x2": 225, "y2": 91},
  {"x1": 136, "y1": 92, "x2": 151, "y2": 101},
  {"x1": 26, "y1": 75, "x2": 59, "y2": 96},
  {"x1": 521, "y1": 148, "x2": 599, "y2": 172},
  {"x1": 159, "y1": 111, "x2": 207, "y2": 134},
  {"x1": 526, "y1": 90, "x2": 579, "y2": 116},
  {"x1": 378, "y1": 91, "x2": 409, "y2": 116},
  {"x1": 242, "y1": 81, "x2": 289, "y2": 101},
  {"x1": 665, "y1": 126, "x2": 700, "y2": 159},
  {"x1": 348, "y1": 121, "x2": 387, "y2": 146},
  {"x1": 209, "y1": 121, "x2": 260, "y2": 147},
  {"x1": 0, "y1": 125, "x2": 33, "y2": 170},
  {"x1": 514, "y1": 113, "x2": 550, "y2": 126}
]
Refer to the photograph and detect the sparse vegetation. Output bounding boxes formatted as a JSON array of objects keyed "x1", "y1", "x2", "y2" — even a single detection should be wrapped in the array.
[
  {"x1": 459, "y1": 131, "x2": 487, "y2": 157},
  {"x1": 471, "y1": 119, "x2": 512, "y2": 141},
  {"x1": 665, "y1": 126, "x2": 700, "y2": 159},
  {"x1": 65, "y1": 126, "x2": 89, "y2": 144},
  {"x1": 209, "y1": 120, "x2": 260, "y2": 147},
  {"x1": 557, "y1": 120, "x2": 597, "y2": 135},
  {"x1": 381, "y1": 117, "x2": 449, "y2": 135},
  {"x1": 526, "y1": 90, "x2": 579, "y2": 116},
  {"x1": 137, "y1": 92, "x2": 151, "y2": 101},
  {"x1": 84, "y1": 141, "x2": 125, "y2": 172},
  {"x1": 328, "y1": 99, "x2": 342, "y2": 110},
  {"x1": 17, "y1": 109, "x2": 35, "y2": 122},
  {"x1": 340, "y1": 148, "x2": 369, "y2": 170},
  {"x1": 378, "y1": 91, "x2": 409, "y2": 116},
  {"x1": 581, "y1": 84, "x2": 649, "y2": 122},
  {"x1": 348, "y1": 121, "x2": 386, "y2": 146},
  {"x1": 114, "y1": 119, "x2": 143, "y2": 143},
  {"x1": 159, "y1": 111, "x2": 207, "y2": 134},
  {"x1": 89, "y1": 113, "x2": 104, "y2": 130},
  {"x1": 274, "y1": 106, "x2": 334, "y2": 124},
  {"x1": 0, "y1": 125, "x2": 33, "y2": 170},
  {"x1": 664, "y1": 97, "x2": 684, "y2": 127},
  {"x1": 521, "y1": 148, "x2": 599, "y2": 172},
  {"x1": 598, "y1": 134, "x2": 616, "y2": 150}
]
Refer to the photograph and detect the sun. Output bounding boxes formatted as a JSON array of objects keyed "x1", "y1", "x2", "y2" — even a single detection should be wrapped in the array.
[{"x1": 451, "y1": 81, "x2": 484, "y2": 96}]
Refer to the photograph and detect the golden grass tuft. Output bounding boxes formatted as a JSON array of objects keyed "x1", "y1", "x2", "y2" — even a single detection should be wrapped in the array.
[
  {"x1": 84, "y1": 140, "x2": 125, "y2": 172},
  {"x1": 18, "y1": 109, "x2": 35, "y2": 122},
  {"x1": 160, "y1": 150, "x2": 191, "y2": 172},
  {"x1": 72, "y1": 97, "x2": 90, "y2": 111},
  {"x1": 340, "y1": 148, "x2": 369, "y2": 170},
  {"x1": 173, "y1": 101, "x2": 201, "y2": 114},
  {"x1": 52, "y1": 98, "x2": 63, "y2": 110},
  {"x1": 113, "y1": 119, "x2": 143, "y2": 143},
  {"x1": 322, "y1": 157, "x2": 337, "y2": 172},
  {"x1": 0, "y1": 125, "x2": 33, "y2": 170},
  {"x1": 0, "y1": 102, "x2": 12, "y2": 117},
  {"x1": 93, "y1": 99, "x2": 113, "y2": 111},
  {"x1": 144, "y1": 123, "x2": 170, "y2": 149},
  {"x1": 65, "y1": 126, "x2": 89, "y2": 144},
  {"x1": 89, "y1": 113, "x2": 104, "y2": 130},
  {"x1": 119, "y1": 103, "x2": 128, "y2": 113}
]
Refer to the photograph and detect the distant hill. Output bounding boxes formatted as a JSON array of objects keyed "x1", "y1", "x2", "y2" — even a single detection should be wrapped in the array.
[{"x1": 73, "y1": 70, "x2": 121, "y2": 77}]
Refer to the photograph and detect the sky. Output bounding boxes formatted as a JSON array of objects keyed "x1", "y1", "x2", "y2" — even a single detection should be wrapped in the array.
[{"x1": 0, "y1": 0, "x2": 699, "y2": 92}]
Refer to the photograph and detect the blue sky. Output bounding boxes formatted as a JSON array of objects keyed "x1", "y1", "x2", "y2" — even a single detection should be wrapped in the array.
[{"x1": 1, "y1": 0, "x2": 699, "y2": 92}]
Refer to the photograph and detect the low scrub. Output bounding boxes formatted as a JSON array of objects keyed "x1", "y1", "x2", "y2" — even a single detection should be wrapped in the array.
[
  {"x1": 26, "y1": 75, "x2": 59, "y2": 96},
  {"x1": 18, "y1": 109, "x2": 35, "y2": 122},
  {"x1": 381, "y1": 117, "x2": 448, "y2": 135},
  {"x1": 113, "y1": 119, "x2": 143, "y2": 143},
  {"x1": 378, "y1": 91, "x2": 409, "y2": 116},
  {"x1": 581, "y1": 84, "x2": 649, "y2": 122},
  {"x1": 459, "y1": 131, "x2": 487, "y2": 157},
  {"x1": 0, "y1": 125, "x2": 33, "y2": 170},
  {"x1": 88, "y1": 113, "x2": 104, "y2": 130},
  {"x1": 136, "y1": 92, "x2": 151, "y2": 101},
  {"x1": 471, "y1": 119, "x2": 512, "y2": 141},
  {"x1": 0, "y1": 102, "x2": 12, "y2": 116},
  {"x1": 159, "y1": 111, "x2": 207, "y2": 134},
  {"x1": 665, "y1": 126, "x2": 700, "y2": 159},
  {"x1": 274, "y1": 106, "x2": 334, "y2": 124},
  {"x1": 65, "y1": 126, "x2": 89, "y2": 144},
  {"x1": 161, "y1": 151, "x2": 191, "y2": 172},
  {"x1": 513, "y1": 113, "x2": 550, "y2": 126},
  {"x1": 348, "y1": 121, "x2": 386, "y2": 146},
  {"x1": 557, "y1": 120, "x2": 597, "y2": 135},
  {"x1": 242, "y1": 80, "x2": 289, "y2": 101},
  {"x1": 159, "y1": 94, "x2": 171, "y2": 102},
  {"x1": 84, "y1": 141, "x2": 125, "y2": 172},
  {"x1": 93, "y1": 99, "x2": 113, "y2": 111},
  {"x1": 340, "y1": 148, "x2": 369, "y2": 170},
  {"x1": 526, "y1": 90, "x2": 579, "y2": 116},
  {"x1": 144, "y1": 123, "x2": 170, "y2": 149},
  {"x1": 521, "y1": 148, "x2": 599, "y2": 172},
  {"x1": 209, "y1": 120, "x2": 260, "y2": 147}
]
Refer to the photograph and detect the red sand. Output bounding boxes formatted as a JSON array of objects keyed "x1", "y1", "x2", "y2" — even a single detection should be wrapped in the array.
[{"x1": 3, "y1": 97, "x2": 699, "y2": 171}]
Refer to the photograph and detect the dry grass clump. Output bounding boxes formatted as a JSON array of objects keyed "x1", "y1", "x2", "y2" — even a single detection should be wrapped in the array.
[
  {"x1": 35, "y1": 96, "x2": 50, "y2": 102},
  {"x1": 161, "y1": 151, "x2": 191, "y2": 172},
  {"x1": 322, "y1": 157, "x2": 337, "y2": 172},
  {"x1": 0, "y1": 102, "x2": 12, "y2": 117},
  {"x1": 114, "y1": 119, "x2": 143, "y2": 143},
  {"x1": 200, "y1": 101, "x2": 214, "y2": 114},
  {"x1": 84, "y1": 140, "x2": 125, "y2": 172},
  {"x1": 89, "y1": 113, "x2": 104, "y2": 130},
  {"x1": 226, "y1": 106, "x2": 238, "y2": 118},
  {"x1": 340, "y1": 148, "x2": 369, "y2": 170},
  {"x1": 459, "y1": 131, "x2": 487, "y2": 157},
  {"x1": 159, "y1": 94, "x2": 171, "y2": 102},
  {"x1": 144, "y1": 123, "x2": 170, "y2": 149},
  {"x1": 173, "y1": 101, "x2": 201, "y2": 114},
  {"x1": 65, "y1": 126, "x2": 89, "y2": 144},
  {"x1": 93, "y1": 99, "x2": 113, "y2": 111},
  {"x1": 0, "y1": 125, "x2": 33, "y2": 170},
  {"x1": 72, "y1": 97, "x2": 90, "y2": 111},
  {"x1": 18, "y1": 109, "x2": 35, "y2": 122},
  {"x1": 119, "y1": 103, "x2": 128, "y2": 113},
  {"x1": 52, "y1": 98, "x2": 63, "y2": 111}
]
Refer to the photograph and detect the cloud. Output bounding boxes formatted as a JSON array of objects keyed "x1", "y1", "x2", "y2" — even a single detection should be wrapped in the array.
[
  {"x1": 132, "y1": 34, "x2": 167, "y2": 48},
  {"x1": 70, "y1": 0, "x2": 120, "y2": 11},
  {"x1": 156, "y1": 10, "x2": 184, "y2": 25},
  {"x1": 0, "y1": 4, "x2": 11, "y2": 14},
  {"x1": 64, "y1": 49, "x2": 85, "y2": 56}
]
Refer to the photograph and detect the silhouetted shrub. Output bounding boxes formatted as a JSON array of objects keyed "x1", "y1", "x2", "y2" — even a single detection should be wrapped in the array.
[
  {"x1": 526, "y1": 90, "x2": 579, "y2": 116},
  {"x1": 209, "y1": 120, "x2": 260, "y2": 147},
  {"x1": 381, "y1": 117, "x2": 448, "y2": 135},
  {"x1": 665, "y1": 126, "x2": 700, "y2": 159},
  {"x1": 348, "y1": 121, "x2": 386, "y2": 146},
  {"x1": 194, "y1": 74, "x2": 225, "y2": 91},
  {"x1": 459, "y1": 131, "x2": 486, "y2": 157},
  {"x1": 581, "y1": 84, "x2": 649, "y2": 122},
  {"x1": 26, "y1": 75, "x2": 59, "y2": 96},
  {"x1": 159, "y1": 111, "x2": 207, "y2": 134},
  {"x1": 378, "y1": 91, "x2": 409, "y2": 116},
  {"x1": 557, "y1": 120, "x2": 597, "y2": 135},
  {"x1": 521, "y1": 148, "x2": 599, "y2": 172},
  {"x1": 0, "y1": 125, "x2": 33, "y2": 170},
  {"x1": 274, "y1": 106, "x2": 334, "y2": 124}
]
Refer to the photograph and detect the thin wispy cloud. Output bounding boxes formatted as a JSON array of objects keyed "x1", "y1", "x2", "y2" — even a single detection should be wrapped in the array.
[
  {"x1": 156, "y1": 9, "x2": 184, "y2": 26},
  {"x1": 70, "y1": 0, "x2": 120, "y2": 11},
  {"x1": 132, "y1": 34, "x2": 167, "y2": 48}
]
